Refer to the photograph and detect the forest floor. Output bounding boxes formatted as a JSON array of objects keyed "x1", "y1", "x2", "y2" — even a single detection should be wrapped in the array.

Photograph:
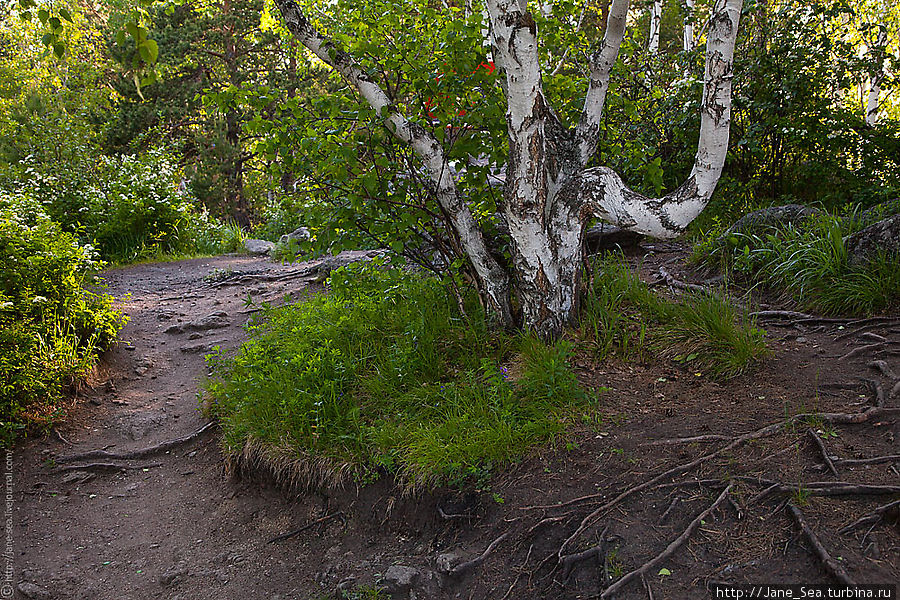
[{"x1": 11, "y1": 246, "x2": 899, "y2": 600}]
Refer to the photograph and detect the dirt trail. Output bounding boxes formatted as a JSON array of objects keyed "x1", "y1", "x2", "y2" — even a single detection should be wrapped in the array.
[
  {"x1": 11, "y1": 250, "x2": 900, "y2": 600},
  {"x1": 13, "y1": 254, "x2": 367, "y2": 600}
]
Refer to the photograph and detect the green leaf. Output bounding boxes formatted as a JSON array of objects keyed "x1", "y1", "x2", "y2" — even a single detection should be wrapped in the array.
[
  {"x1": 52, "y1": 42, "x2": 65, "y2": 58},
  {"x1": 138, "y1": 40, "x2": 159, "y2": 64},
  {"x1": 37, "y1": 8, "x2": 49, "y2": 23},
  {"x1": 658, "y1": 568, "x2": 672, "y2": 576},
  {"x1": 58, "y1": 8, "x2": 73, "y2": 22}
]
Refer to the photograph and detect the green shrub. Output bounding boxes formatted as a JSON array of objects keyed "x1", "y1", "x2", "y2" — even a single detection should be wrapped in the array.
[
  {"x1": 691, "y1": 212, "x2": 900, "y2": 316},
  {"x1": 580, "y1": 255, "x2": 768, "y2": 378},
  {"x1": 0, "y1": 193, "x2": 125, "y2": 445},
  {"x1": 205, "y1": 261, "x2": 597, "y2": 491}
]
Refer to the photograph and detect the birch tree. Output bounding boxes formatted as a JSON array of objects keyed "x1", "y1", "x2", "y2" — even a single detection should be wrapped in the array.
[{"x1": 272, "y1": 0, "x2": 743, "y2": 339}]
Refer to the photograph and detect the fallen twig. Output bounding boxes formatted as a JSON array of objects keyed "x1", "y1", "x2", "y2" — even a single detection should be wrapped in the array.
[
  {"x1": 58, "y1": 422, "x2": 216, "y2": 463},
  {"x1": 267, "y1": 512, "x2": 344, "y2": 544},
  {"x1": 600, "y1": 485, "x2": 733, "y2": 599},
  {"x1": 807, "y1": 429, "x2": 839, "y2": 477},
  {"x1": 448, "y1": 531, "x2": 511, "y2": 576},
  {"x1": 787, "y1": 504, "x2": 855, "y2": 585},
  {"x1": 838, "y1": 499, "x2": 900, "y2": 534}
]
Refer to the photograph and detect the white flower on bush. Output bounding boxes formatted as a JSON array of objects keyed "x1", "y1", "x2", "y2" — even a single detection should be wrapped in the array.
[
  {"x1": 32, "y1": 296, "x2": 49, "y2": 304},
  {"x1": 0, "y1": 302, "x2": 13, "y2": 310}
]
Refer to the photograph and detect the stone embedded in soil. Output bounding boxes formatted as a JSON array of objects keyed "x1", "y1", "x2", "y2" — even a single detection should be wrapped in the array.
[
  {"x1": 382, "y1": 565, "x2": 420, "y2": 593},
  {"x1": 115, "y1": 410, "x2": 168, "y2": 441},
  {"x1": 159, "y1": 568, "x2": 187, "y2": 587},
  {"x1": 16, "y1": 582, "x2": 51, "y2": 600},
  {"x1": 435, "y1": 552, "x2": 461, "y2": 574},
  {"x1": 165, "y1": 312, "x2": 231, "y2": 335},
  {"x1": 244, "y1": 238, "x2": 275, "y2": 255}
]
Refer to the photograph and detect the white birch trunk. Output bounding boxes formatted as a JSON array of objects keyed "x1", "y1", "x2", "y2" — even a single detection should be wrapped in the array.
[
  {"x1": 683, "y1": 0, "x2": 694, "y2": 52},
  {"x1": 865, "y1": 30, "x2": 887, "y2": 127},
  {"x1": 648, "y1": 1, "x2": 662, "y2": 53}
]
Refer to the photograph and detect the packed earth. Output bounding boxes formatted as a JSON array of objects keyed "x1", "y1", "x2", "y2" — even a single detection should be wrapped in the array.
[{"x1": 12, "y1": 246, "x2": 898, "y2": 600}]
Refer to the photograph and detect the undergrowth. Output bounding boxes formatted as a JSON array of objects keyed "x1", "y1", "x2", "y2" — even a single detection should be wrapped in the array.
[
  {"x1": 0, "y1": 193, "x2": 125, "y2": 445},
  {"x1": 580, "y1": 255, "x2": 768, "y2": 378},
  {"x1": 691, "y1": 211, "x2": 900, "y2": 316},
  {"x1": 204, "y1": 260, "x2": 599, "y2": 493}
]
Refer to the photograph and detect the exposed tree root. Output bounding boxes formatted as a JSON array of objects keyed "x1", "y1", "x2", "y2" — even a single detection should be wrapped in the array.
[
  {"x1": 559, "y1": 526, "x2": 610, "y2": 580},
  {"x1": 58, "y1": 422, "x2": 216, "y2": 463},
  {"x1": 57, "y1": 462, "x2": 162, "y2": 473},
  {"x1": 656, "y1": 267, "x2": 711, "y2": 294},
  {"x1": 753, "y1": 481, "x2": 900, "y2": 503},
  {"x1": 838, "y1": 343, "x2": 886, "y2": 361},
  {"x1": 839, "y1": 500, "x2": 900, "y2": 535},
  {"x1": 833, "y1": 455, "x2": 900, "y2": 467},
  {"x1": 599, "y1": 485, "x2": 733, "y2": 598},
  {"x1": 557, "y1": 406, "x2": 899, "y2": 557},
  {"x1": 645, "y1": 434, "x2": 731, "y2": 446},
  {"x1": 807, "y1": 428, "x2": 839, "y2": 477},
  {"x1": 448, "y1": 531, "x2": 511, "y2": 576},
  {"x1": 787, "y1": 503, "x2": 855, "y2": 585},
  {"x1": 267, "y1": 512, "x2": 344, "y2": 544}
]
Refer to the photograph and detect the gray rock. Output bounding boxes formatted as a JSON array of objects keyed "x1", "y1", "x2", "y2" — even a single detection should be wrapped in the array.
[
  {"x1": 17, "y1": 582, "x2": 51, "y2": 600},
  {"x1": 164, "y1": 323, "x2": 185, "y2": 335},
  {"x1": 244, "y1": 238, "x2": 275, "y2": 255},
  {"x1": 435, "y1": 552, "x2": 461, "y2": 574},
  {"x1": 382, "y1": 565, "x2": 420, "y2": 593},
  {"x1": 844, "y1": 213, "x2": 900, "y2": 265},
  {"x1": 187, "y1": 312, "x2": 230, "y2": 331},
  {"x1": 115, "y1": 410, "x2": 168, "y2": 441},
  {"x1": 159, "y1": 568, "x2": 187, "y2": 587},
  {"x1": 279, "y1": 227, "x2": 311, "y2": 246}
]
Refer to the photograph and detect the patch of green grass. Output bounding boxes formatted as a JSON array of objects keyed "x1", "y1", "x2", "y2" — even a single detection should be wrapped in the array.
[
  {"x1": 579, "y1": 255, "x2": 768, "y2": 378},
  {"x1": 205, "y1": 260, "x2": 598, "y2": 492},
  {"x1": 691, "y1": 212, "x2": 900, "y2": 316}
]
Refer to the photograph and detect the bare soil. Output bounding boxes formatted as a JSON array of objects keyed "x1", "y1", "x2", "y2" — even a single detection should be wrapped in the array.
[{"x1": 12, "y1": 247, "x2": 899, "y2": 600}]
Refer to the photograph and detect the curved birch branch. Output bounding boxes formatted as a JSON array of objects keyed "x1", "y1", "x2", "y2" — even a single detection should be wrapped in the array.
[
  {"x1": 272, "y1": 0, "x2": 512, "y2": 321},
  {"x1": 576, "y1": 0, "x2": 743, "y2": 238}
]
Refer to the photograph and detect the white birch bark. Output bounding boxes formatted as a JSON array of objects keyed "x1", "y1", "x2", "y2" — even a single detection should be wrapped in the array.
[
  {"x1": 574, "y1": 0, "x2": 630, "y2": 167},
  {"x1": 683, "y1": 0, "x2": 694, "y2": 52},
  {"x1": 574, "y1": 0, "x2": 743, "y2": 238},
  {"x1": 272, "y1": 0, "x2": 512, "y2": 323},
  {"x1": 865, "y1": 29, "x2": 887, "y2": 127},
  {"x1": 648, "y1": 1, "x2": 662, "y2": 53}
]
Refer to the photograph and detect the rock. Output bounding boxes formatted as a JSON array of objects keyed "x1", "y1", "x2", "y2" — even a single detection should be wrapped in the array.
[
  {"x1": 115, "y1": 410, "x2": 168, "y2": 441},
  {"x1": 721, "y1": 204, "x2": 822, "y2": 239},
  {"x1": 435, "y1": 553, "x2": 461, "y2": 574},
  {"x1": 159, "y1": 568, "x2": 187, "y2": 587},
  {"x1": 17, "y1": 582, "x2": 51, "y2": 600},
  {"x1": 164, "y1": 324, "x2": 185, "y2": 335},
  {"x1": 188, "y1": 332, "x2": 202, "y2": 340},
  {"x1": 243, "y1": 238, "x2": 275, "y2": 255},
  {"x1": 188, "y1": 312, "x2": 230, "y2": 331},
  {"x1": 61, "y1": 471, "x2": 94, "y2": 485},
  {"x1": 179, "y1": 343, "x2": 214, "y2": 354},
  {"x1": 279, "y1": 227, "x2": 311, "y2": 246},
  {"x1": 844, "y1": 214, "x2": 900, "y2": 265},
  {"x1": 382, "y1": 565, "x2": 420, "y2": 594},
  {"x1": 134, "y1": 356, "x2": 153, "y2": 376}
]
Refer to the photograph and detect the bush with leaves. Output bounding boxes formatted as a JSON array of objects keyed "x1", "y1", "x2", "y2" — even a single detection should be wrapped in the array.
[{"x1": 0, "y1": 193, "x2": 125, "y2": 445}]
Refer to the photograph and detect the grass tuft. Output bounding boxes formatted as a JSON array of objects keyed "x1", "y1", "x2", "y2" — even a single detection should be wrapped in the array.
[
  {"x1": 691, "y1": 211, "x2": 900, "y2": 316},
  {"x1": 579, "y1": 254, "x2": 768, "y2": 379}
]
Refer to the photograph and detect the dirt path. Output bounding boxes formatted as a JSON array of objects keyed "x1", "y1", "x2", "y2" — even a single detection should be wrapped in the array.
[
  {"x1": 11, "y1": 251, "x2": 900, "y2": 600},
  {"x1": 13, "y1": 253, "x2": 373, "y2": 600}
]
